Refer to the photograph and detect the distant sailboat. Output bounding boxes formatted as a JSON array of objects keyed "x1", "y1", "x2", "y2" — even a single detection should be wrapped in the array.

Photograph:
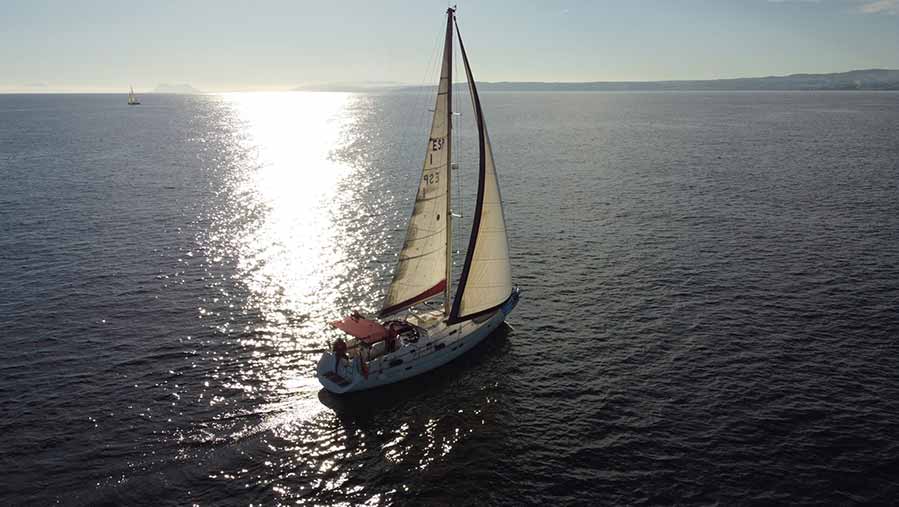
[
  {"x1": 317, "y1": 7, "x2": 520, "y2": 394},
  {"x1": 127, "y1": 86, "x2": 140, "y2": 105}
]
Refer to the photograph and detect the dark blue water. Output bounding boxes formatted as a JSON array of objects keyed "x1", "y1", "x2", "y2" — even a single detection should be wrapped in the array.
[{"x1": 2, "y1": 91, "x2": 898, "y2": 505}]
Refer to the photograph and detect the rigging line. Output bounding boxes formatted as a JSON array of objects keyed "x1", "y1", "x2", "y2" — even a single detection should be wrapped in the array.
[
  {"x1": 454, "y1": 35, "x2": 465, "y2": 267},
  {"x1": 451, "y1": 26, "x2": 461, "y2": 292},
  {"x1": 456, "y1": 37, "x2": 465, "y2": 224},
  {"x1": 400, "y1": 19, "x2": 442, "y2": 217},
  {"x1": 399, "y1": 14, "x2": 443, "y2": 185},
  {"x1": 409, "y1": 19, "x2": 444, "y2": 165},
  {"x1": 453, "y1": 32, "x2": 467, "y2": 266},
  {"x1": 448, "y1": 26, "x2": 462, "y2": 272}
]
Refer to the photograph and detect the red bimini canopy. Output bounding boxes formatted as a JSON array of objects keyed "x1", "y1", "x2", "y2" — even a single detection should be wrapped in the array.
[{"x1": 330, "y1": 313, "x2": 387, "y2": 344}]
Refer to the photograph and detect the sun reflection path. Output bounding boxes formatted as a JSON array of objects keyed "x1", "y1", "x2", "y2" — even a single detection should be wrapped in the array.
[
  {"x1": 197, "y1": 91, "x2": 385, "y2": 434},
  {"x1": 223, "y1": 92, "x2": 358, "y2": 329}
]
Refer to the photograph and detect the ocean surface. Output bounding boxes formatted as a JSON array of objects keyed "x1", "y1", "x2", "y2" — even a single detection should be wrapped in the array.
[{"x1": 2, "y1": 91, "x2": 898, "y2": 505}]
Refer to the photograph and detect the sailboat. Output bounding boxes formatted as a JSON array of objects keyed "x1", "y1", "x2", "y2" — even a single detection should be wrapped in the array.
[
  {"x1": 316, "y1": 7, "x2": 520, "y2": 394},
  {"x1": 127, "y1": 86, "x2": 140, "y2": 105}
]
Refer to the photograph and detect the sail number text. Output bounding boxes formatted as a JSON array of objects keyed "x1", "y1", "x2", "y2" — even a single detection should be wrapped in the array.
[{"x1": 428, "y1": 137, "x2": 446, "y2": 167}]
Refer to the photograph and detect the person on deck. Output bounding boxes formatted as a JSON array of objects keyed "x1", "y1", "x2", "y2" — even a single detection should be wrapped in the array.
[{"x1": 333, "y1": 338, "x2": 348, "y2": 373}]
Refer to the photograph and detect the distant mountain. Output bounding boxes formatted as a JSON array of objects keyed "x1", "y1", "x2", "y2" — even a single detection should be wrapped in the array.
[
  {"x1": 396, "y1": 69, "x2": 899, "y2": 92},
  {"x1": 153, "y1": 83, "x2": 202, "y2": 94},
  {"x1": 473, "y1": 69, "x2": 899, "y2": 92}
]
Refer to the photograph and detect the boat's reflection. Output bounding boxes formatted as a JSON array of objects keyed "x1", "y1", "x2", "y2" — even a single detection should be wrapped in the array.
[{"x1": 317, "y1": 323, "x2": 513, "y2": 418}]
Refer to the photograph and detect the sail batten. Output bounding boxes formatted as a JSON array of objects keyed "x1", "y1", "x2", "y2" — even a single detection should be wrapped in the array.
[
  {"x1": 379, "y1": 10, "x2": 454, "y2": 318},
  {"x1": 448, "y1": 17, "x2": 513, "y2": 324}
]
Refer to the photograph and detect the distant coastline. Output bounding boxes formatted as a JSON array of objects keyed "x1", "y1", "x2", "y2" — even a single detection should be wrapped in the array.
[
  {"x1": 472, "y1": 69, "x2": 899, "y2": 92},
  {"x1": 322, "y1": 69, "x2": 899, "y2": 93},
  {"x1": 0, "y1": 83, "x2": 205, "y2": 94}
]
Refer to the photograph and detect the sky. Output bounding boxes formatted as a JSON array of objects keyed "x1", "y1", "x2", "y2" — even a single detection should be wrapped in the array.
[{"x1": 1, "y1": 0, "x2": 898, "y2": 92}]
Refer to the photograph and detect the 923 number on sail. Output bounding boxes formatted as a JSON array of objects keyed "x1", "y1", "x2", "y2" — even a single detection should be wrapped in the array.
[{"x1": 423, "y1": 172, "x2": 440, "y2": 185}]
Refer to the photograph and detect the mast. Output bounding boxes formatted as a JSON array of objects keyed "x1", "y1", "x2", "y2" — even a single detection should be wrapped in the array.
[{"x1": 444, "y1": 6, "x2": 454, "y2": 316}]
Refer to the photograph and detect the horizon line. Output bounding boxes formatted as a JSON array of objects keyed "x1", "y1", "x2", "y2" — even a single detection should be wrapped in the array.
[{"x1": 3, "y1": 68, "x2": 898, "y2": 94}]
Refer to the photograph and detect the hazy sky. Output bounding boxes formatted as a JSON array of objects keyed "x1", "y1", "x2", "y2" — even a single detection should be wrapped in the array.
[{"x1": 2, "y1": 0, "x2": 898, "y2": 92}]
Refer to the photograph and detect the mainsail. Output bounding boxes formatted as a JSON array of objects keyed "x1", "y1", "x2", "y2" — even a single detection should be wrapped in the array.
[
  {"x1": 449, "y1": 20, "x2": 513, "y2": 323},
  {"x1": 380, "y1": 11, "x2": 454, "y2": 317}
]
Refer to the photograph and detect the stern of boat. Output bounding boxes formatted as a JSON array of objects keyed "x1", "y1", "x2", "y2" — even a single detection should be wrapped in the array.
[{"x1": 317, "y1": 352, "x2": 362, "y2": 394}]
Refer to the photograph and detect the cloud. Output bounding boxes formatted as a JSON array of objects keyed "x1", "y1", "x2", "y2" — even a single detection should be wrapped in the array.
[{"x1": 858, "y1": 0, "x2": 899, "y2": 13}]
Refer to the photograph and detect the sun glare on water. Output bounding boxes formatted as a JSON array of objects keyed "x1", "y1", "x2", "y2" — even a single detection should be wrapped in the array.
[
  {"x1": 222, "y1": 91, "x2": 362, "y2": 332},
  {"x1": 197, "y1": 91, "x2": 372, "y2": 434}
]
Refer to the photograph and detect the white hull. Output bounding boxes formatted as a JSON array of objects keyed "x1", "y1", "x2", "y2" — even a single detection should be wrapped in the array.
[{"x1": 317, "y1": 288, "x2": 519, "y2": 394}]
